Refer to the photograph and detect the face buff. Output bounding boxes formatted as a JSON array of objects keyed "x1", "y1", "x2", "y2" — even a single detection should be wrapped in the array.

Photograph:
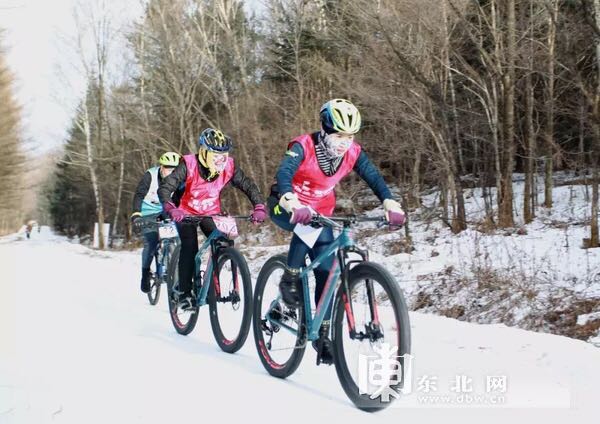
[
  {"x1": 199, "y1": 150, "x2": 229, "y2": 178},
  {"x1": 323, "y1": 133, "x2": 354, "y2": 158}
]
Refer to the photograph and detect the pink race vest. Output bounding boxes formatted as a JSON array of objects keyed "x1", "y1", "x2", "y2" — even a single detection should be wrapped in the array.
[
  {"x1": 290, "y1": 134, "x2": 361, "y2": 215},
  {"x1": 179, "y1": 154, "x2": 234, "y2": 215}
]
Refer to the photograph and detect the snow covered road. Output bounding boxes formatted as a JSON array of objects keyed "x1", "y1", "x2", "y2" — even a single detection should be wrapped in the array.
[{"x1": 1, "y1": 229, "x2": 599, "y2": 423}]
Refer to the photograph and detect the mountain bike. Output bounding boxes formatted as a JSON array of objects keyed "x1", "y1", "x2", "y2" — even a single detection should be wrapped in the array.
[
  {"x1": 167, "y1": 215, "x2": 253, "y2": 354},
  {"x1": 136, "y1": 217, "x2": 180, "y2": 305},
  {"x1": 252, "y1": 215, "x2": 411, "y2": 411}
]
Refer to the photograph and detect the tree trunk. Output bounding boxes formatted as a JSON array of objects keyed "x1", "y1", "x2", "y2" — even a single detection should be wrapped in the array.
[
  {"x1": 590, "y1": 0, "x2": 600, "y2": 247},
  {"x1": 82, "y1": 102, "x2": 105, "y2": 250},
  {"x1": 591, "y1": 164, "x2": 599, "y2": 247},
  {"x1": 490, "y1": 85, "x2": 502, "y2": 219},
  {"x1": 111, "y1": 117, "x2": 126, "y2": 244},
  {"x1": 544, "y1": 0, "x2": 558, "y2": 209},
  {"x1": 498, "y1": 0, "x2": 516, "y2": 227},
  {"x1": 524, "y1": 1, "x2": 536, "y2": 224},
  {"x1": 449, "y1": 69, "x2": 466, "y2": 175},
  {"x1": 454, "y1": 176, "x2": 467, "y2": 233},
  {"x1": 294, "y1": 4, "x2": 305, "y2": 128},
  {"x1": 440, "y1": 179, "x2": 448, "y2": 225},
  {"x1": 409, "y1": 147, "x2": 422, "y2": 209},
  {"x1": 580, "y1": 98, "x2": 587, "y2": 173},
  {"x1": 524, "y1": 71, "x2": 535, "y2": 224}
]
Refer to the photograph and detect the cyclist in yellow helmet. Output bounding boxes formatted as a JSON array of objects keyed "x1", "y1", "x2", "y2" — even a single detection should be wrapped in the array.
[{"x1": 131, "y1": 151, "x2": 183, "y2": 293}]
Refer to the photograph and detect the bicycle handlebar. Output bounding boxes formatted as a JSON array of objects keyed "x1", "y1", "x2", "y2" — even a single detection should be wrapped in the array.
[
  {"x1": 135, "y1": 214, "x2": 398, "y2": 233},
  {"x1": 134, "y1": 214, "x2": 251, "y2": 232},
  {"x1": 179, "y1": 215, "x2": 251, "y2": 224},
  {"x1": 310, "y1": 214, "x2": 394, "y2": 229}
]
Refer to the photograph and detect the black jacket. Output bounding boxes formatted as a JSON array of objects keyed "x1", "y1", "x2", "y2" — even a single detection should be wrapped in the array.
[{"x1": 132, "y1": 169, "x2": 185, "y2": 213}]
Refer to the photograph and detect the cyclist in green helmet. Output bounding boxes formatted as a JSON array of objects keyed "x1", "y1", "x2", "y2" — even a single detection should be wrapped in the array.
[{"x1": 131, "y1": 151, "x2": 183, "y2": 293}]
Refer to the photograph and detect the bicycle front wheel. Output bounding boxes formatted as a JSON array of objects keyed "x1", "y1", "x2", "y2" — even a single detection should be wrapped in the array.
[
  {"x1": 147, "y1": 273, "x2": 161, "y2": 305},
  {"x1": 332, "y1": 262, "x2": 411, "y2": 411},
  {"x1": 147, "y1": 256, "x2": 161, "y2": 305},
  {"x1": 208, "y1": 247, "x2": 253, "y2": 353}
]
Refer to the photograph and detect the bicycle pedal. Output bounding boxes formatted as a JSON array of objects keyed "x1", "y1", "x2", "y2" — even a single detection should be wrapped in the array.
[
  {"x1": 315, "y1": 352, "x2": 333, "y2": 366},
  {"x1": 313, "y1": 340, "x2": 334, "y2": 366},
  {"x1": 178, "y1": 297, "x2": 197, "y2": 311},
  {"x1": 180, "y1": 304, "x2": 197, "y2": 312}
]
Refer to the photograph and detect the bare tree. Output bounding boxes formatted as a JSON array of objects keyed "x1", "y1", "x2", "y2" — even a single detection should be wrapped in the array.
[
  {"x1": 543, "y1": 0, "x2": 559, "y2": 209},
  {"x1": 589, "y1": 0, "x2": 600, "y2": 246},
  {"x1": 70, "y1": 0, "x2": 119, "y2": 249}
]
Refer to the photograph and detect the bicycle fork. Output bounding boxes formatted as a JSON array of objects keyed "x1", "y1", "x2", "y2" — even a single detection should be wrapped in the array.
[{"x1": 339, "y1": 246, "x2": 383, "y2": 342}]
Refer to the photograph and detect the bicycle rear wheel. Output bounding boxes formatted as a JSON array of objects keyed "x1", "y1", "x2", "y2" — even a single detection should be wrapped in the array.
[
  {"x1": 332, "y1": 262, "x2": 411, "y2": 411},
  {"x1": 167, "y1": 245, "x2": 199, "y2": 335},
  {"x1": 252, "y1": 255, "x2": 306, "y2": 378},
  {"x1": 208, "y1": 247, "x2": 253, "y2": 353}
]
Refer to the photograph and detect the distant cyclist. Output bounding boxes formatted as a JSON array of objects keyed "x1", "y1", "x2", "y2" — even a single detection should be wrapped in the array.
[
  {"x1": 131, "y1": 152, "x2": 183, "y2": 293},
  {"x1": 25, "y1": 220, "x2": 37, "y2": 239},
  {"x1": 267, "y1": 99, "x2": 406, "y2": 364}
]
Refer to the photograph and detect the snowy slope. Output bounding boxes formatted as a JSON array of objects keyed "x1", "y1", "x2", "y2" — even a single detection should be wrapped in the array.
[
  {"x1": 311, "y1": 176, "x2": 600, "y2": 344},
  {"x1": 1, "y1": 228, "x2": 599, "y2": 423}
]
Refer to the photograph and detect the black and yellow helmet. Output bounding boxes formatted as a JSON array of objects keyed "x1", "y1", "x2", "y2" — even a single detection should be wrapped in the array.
[
  {"x1": 197, "y1": 128, "x2": 233, "y2": 153},
  {"x1": 158, "y1": 151, "x2": 181, "y2": 167}
]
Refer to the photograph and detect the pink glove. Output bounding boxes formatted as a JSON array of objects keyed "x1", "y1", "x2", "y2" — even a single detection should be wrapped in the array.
[
  {"x1": 290, "y1": 207, "x2": 313, "y2": 225},
  {"x1": 383, "y1": 199, "x2": 406, "y2": 228},
  {"x1": 163, "y1": 202, "x2": 186, "y2": 223},
  {"x1": 250, "y1": 204, "x2": 267, "y2": 224},
  {"x1": 387, "y1": 210, "x2": 406, "y2": 227}
]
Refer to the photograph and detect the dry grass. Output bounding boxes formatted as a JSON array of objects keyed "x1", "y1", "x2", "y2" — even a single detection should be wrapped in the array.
[{"x1": 412, "y1": 264, "x2": 600, "y2": 343}]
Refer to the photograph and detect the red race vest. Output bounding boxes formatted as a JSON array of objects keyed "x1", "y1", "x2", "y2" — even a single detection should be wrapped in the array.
[
  {"x1": 290, "y1": 134, "x2": 361, "y2": 215},
  {"x1": 179, "y1": 154, "x2": 234, "y2": 215}
]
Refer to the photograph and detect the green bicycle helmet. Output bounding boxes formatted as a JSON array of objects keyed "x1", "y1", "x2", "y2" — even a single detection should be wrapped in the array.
[{"x1": 158, "y1": 151, "x2": 181, "y2": 167}]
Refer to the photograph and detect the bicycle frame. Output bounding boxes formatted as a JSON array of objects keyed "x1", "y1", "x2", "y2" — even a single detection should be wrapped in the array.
[
  {"x1": 192, "y1": 229, "x2": 233, "y2": 307},
  {"x1": 266, "y1": 225, "x2": 369, "y2": 342},
  {"x1": 155, "y1": 236, "x2": 178, "y2": 281}
]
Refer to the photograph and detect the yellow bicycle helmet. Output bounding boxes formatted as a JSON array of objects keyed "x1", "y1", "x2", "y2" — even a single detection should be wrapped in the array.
[{"x1": 158, "y1": 151, "x2": 181, "y2": 167}]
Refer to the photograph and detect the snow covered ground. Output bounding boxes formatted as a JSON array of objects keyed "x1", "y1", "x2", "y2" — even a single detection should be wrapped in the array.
[{"x1": 1, "y1": 227, "x2": 600, "y2": 422}]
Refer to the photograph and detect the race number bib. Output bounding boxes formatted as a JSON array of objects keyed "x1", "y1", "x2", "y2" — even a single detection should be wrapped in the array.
[
  {"x1": 158, "y1": 222, "x2": 178, "y2": 239},
  {"x1": 293, "y1": 224, "x2": 323, "y2": 248}
]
